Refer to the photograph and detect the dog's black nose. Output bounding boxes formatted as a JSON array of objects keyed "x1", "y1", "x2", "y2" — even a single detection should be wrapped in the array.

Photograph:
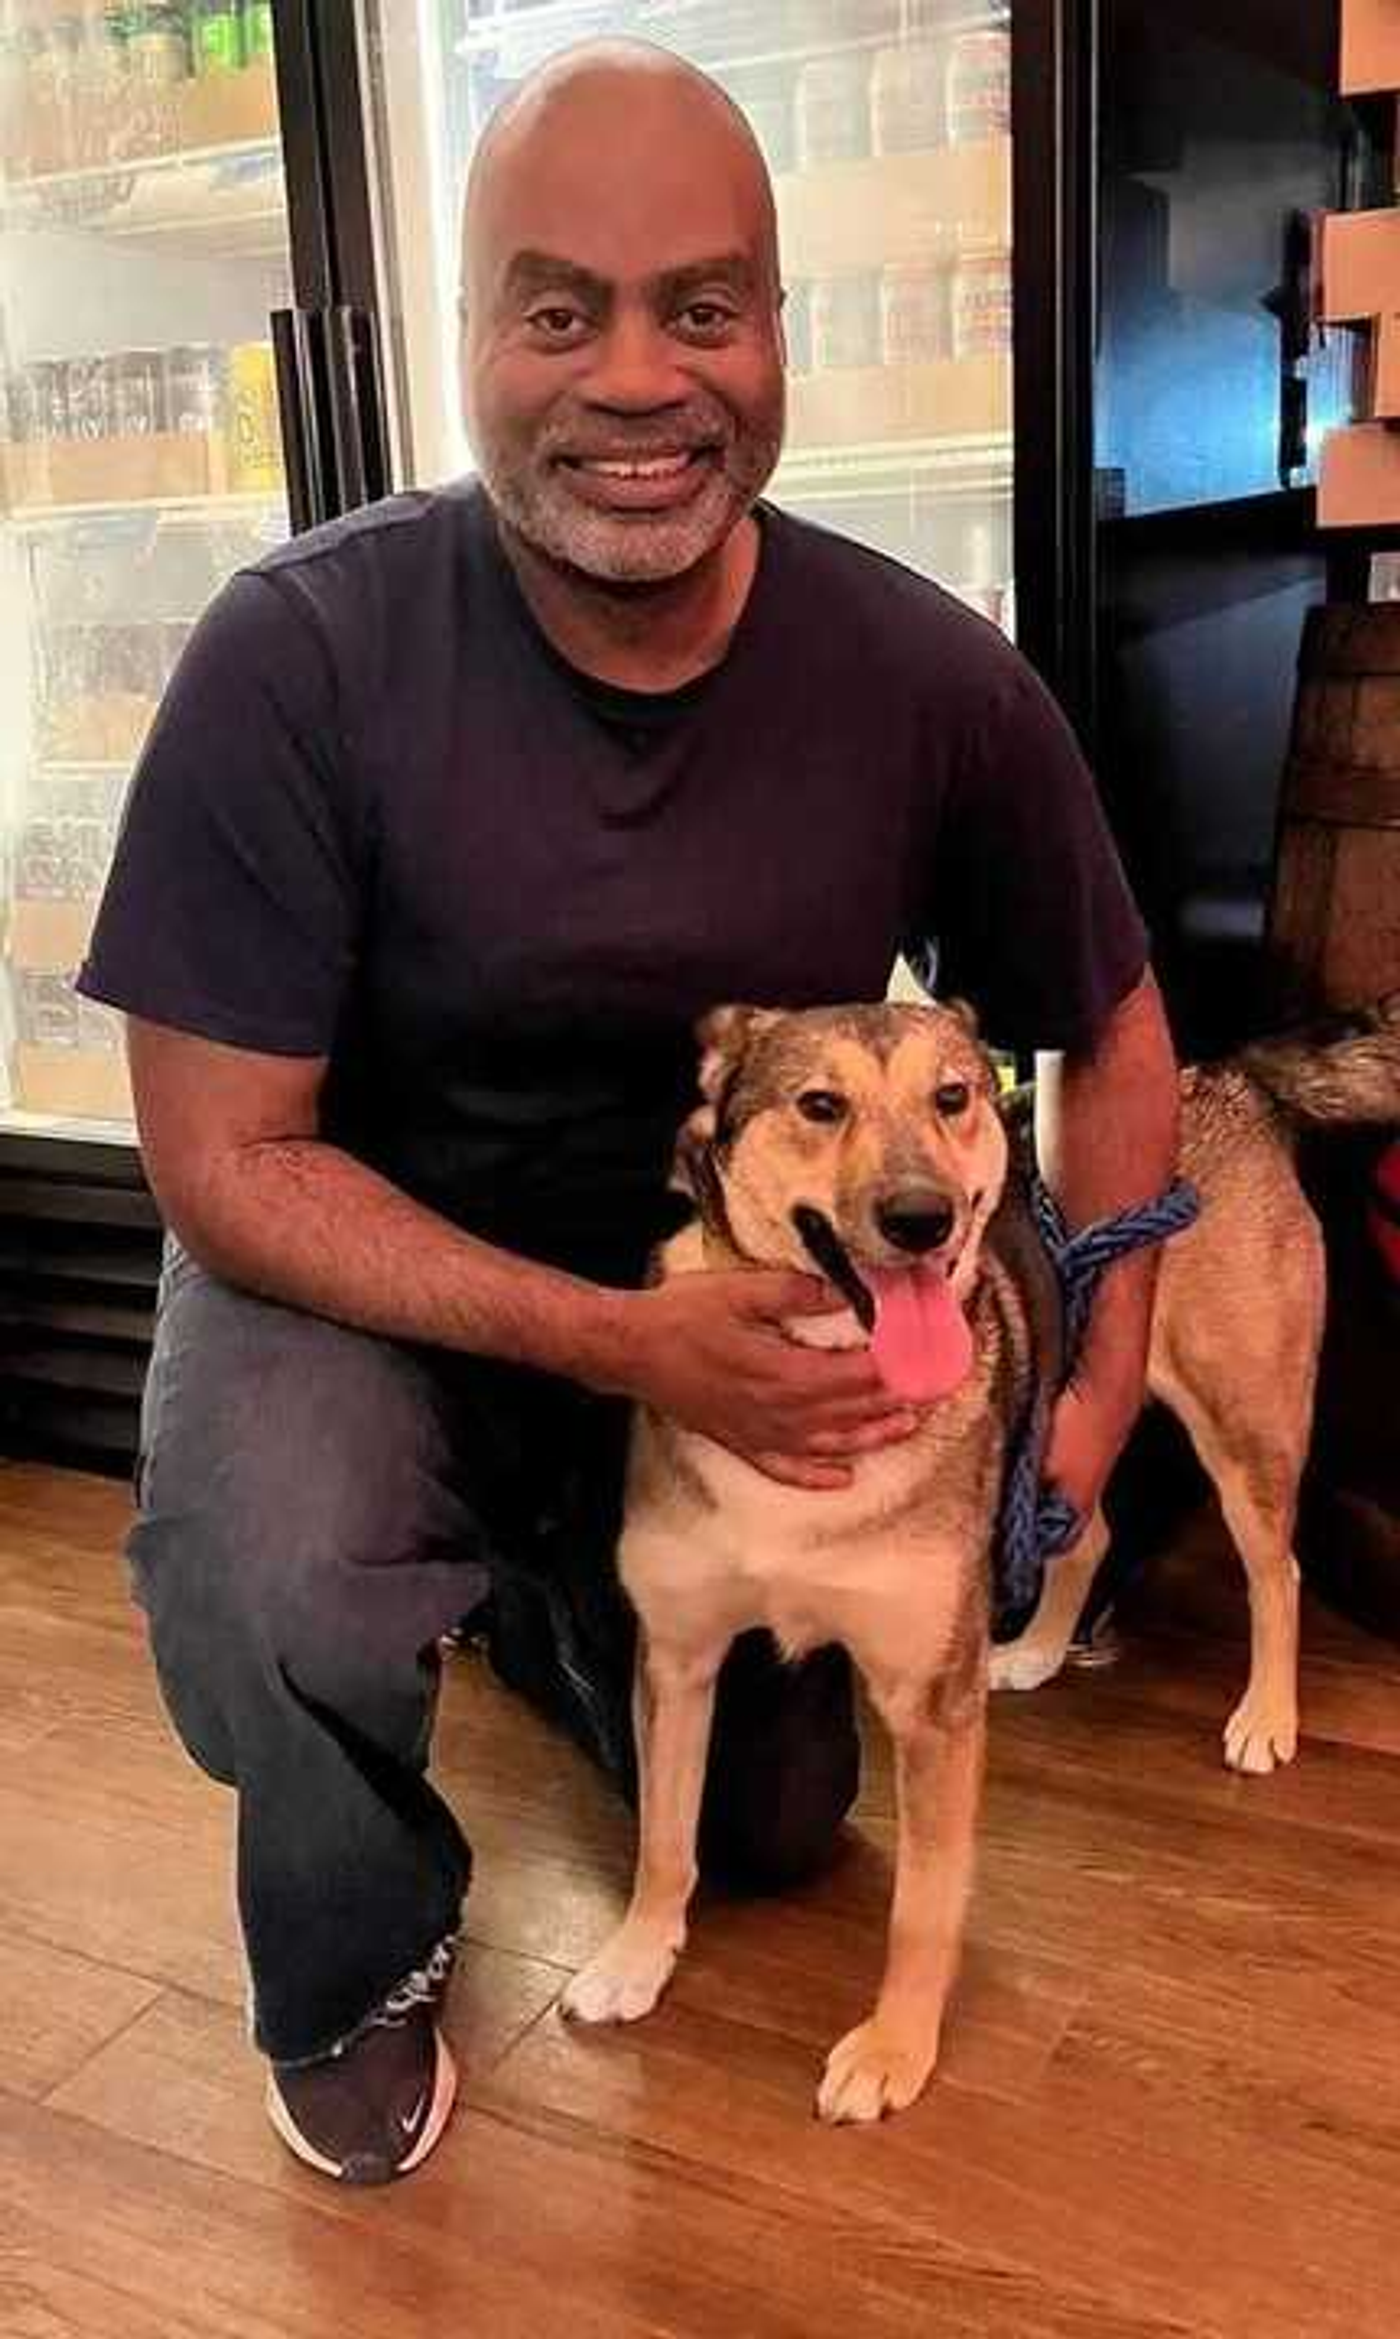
[{"x1": 875, "y1": 1194, "x2": 956, "y2": 1254}]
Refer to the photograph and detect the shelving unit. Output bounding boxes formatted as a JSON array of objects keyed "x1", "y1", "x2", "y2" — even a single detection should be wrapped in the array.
[{"x1": 0, "y1": 14, "x2": 294, "y2": 1145}]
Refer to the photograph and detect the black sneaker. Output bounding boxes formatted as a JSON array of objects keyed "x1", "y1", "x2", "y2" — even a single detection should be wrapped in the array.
[{"x1": 265, "y1": 1942, "x2": 459, "y2": 2184}]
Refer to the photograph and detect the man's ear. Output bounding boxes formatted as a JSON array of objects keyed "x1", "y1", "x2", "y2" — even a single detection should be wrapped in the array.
[{"x1": 695, "y1": 1003, "x2": 778, "y2": 1105}]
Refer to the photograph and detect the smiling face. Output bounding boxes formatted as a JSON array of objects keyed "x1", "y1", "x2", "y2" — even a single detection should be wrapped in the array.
[
  {"x1": 459, "y1": 48, "x2": 787, "y2": 585},
  {"x1": 686, "y1": 1001, "x2": 1009, "y2": 1302}
]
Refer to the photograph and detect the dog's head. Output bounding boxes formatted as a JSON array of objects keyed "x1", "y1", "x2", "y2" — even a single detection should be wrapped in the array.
[{"x1": 677, "y1": 999, "x2": 1009, "y2": 1398}]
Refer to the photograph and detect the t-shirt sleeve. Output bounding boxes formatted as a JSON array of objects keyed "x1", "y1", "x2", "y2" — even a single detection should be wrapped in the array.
[
  {"x1": 76, "y1": 567, "x2": 362, "y2": 1057},
  {"x1": 916, "y1": 650, "x2": 1148, "y2": 1051}
]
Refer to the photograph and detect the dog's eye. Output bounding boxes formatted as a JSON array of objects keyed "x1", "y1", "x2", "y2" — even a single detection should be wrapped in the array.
[
  {"x1": 796, "y1": 1089, "x2": 848, "y2": 1125},
  {"x1": 933, "y1": 1081, "x2": 971, "y2": 1117}
]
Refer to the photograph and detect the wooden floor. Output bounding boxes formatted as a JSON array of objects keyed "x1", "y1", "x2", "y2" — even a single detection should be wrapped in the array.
[{"x1": 4, "y1": 1464, "x2": 1400, "y2": 2339}]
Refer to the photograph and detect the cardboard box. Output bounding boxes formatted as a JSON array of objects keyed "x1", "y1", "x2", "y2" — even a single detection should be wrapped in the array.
[
  {"x1": 787, "y1": 354, "x2": 1011, "y2": 448},
  {"x1": 1341, "y1": 0, "x2": 1400, "y2": 92},
  {"x1": 4, "y1": 427, "x2": 234, "y2": 512},
  {"x1": 776, "y1": 141, "x2": 1010, "y2": 281},
  {"x1": 6, "y1": 900, "x2": 98, "y2": 975},
  {"x1": 1319, "y1": 209, "x2": 1400, "y2": 325},
  {"x1": 1318, "y1": 419, "x2": 1400, "y2": 524},
  {"x1": 15, "y1": 1045, "x2": 132, "y2": 1124},
  {"x1": 11, "y1": 56, "x2": 279, "y2": 181},
  {"x1": 175, "y1": 60, "x2": 280, "y2": 151}
]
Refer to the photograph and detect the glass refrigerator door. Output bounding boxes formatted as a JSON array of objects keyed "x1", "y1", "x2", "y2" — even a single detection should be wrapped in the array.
[
  {"x1": 361, "y1": 0, "x2": 1013, "y2": 623},
  {"x1": 0, "y1": 0, "x2": 291, "y2": 1139}
]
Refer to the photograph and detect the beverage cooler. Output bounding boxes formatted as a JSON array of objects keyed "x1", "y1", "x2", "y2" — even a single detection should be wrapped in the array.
[{"x1": 0, "y1": 0, "x2": 1367, "y2": 1463}]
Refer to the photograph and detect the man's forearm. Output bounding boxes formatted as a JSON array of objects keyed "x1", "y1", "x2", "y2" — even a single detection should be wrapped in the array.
[
  {"x1": 160, "y1": 1133, "x2": 634, "y2": 1387},
  {"x1": 1034, "y1": 970, "x2": 1181, "y2": 1433}
]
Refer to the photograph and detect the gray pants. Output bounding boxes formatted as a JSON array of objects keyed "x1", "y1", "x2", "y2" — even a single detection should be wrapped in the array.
[{"x1": 130, "y1": 1244, "x2": 860, "y2": 2064}]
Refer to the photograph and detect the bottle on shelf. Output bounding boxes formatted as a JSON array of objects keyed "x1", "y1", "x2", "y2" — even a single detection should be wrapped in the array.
[
  {"x1": 870, "y1": 39, "x2": 946, "y2": 158},
  {"x1": 127, "y1": 1, "x2": 193, "y2": 153},
  {"x1": 810, "y1": 270, "x2": 881, "y2": 372},
  {"x1": 794, "y1": 50, "x2": 871, "y2": 171},
  {"x1": 240, "y1": 1, "x2": 273, "y2": 64},
  {"x1": 23, "y1": 11, "x2": 84, "y2": 175},
  {"x1": 949, "y1": 238, "x2": 1013, "y2": 361},
  {"x1": 192, "y1": 0, "x2": 241, "y2": 74},
  {"x1": 945, "y1": 25, "x2": 1011, "y2": 147},
  {"x1": 228, "y1": 338, "x2": 282, "y2": 491},
  {"x1": 879, "y1": 256, "x2": 951, "y2": 367}
]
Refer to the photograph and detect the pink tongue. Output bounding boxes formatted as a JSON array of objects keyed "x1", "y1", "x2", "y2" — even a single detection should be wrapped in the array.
[{"x1": 867, "y1": 1262, "x2": 973, "y2": 1401}]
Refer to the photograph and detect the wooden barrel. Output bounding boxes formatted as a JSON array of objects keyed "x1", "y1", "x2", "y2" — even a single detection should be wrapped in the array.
[{"x1": 1267, "y1": 604, "x2": 1400, "y2": 1017}]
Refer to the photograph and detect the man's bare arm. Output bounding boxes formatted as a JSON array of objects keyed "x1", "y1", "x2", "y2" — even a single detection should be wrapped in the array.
[
  {"x1": 128, "y1": 1017, "x2": 911, "y2": 1484},
  {"x1": 1033, "y1": 969, "x2": 1181, "y2": 1512}
]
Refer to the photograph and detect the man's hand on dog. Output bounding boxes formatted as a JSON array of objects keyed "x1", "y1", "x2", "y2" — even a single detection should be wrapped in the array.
[{"x1": 613, "y1": 1271, "x2": 921, "y2": 1490}]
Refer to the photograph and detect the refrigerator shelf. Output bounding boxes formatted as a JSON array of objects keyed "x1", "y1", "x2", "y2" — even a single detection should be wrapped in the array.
[
  {"x1": 0, "y1": 1106, "x2": 137, "y2": 1147},
  {"x1": 3, "y1": 137, "x2": 286, "y2": 262},
  {"x1": 5, "y1": 489, "x2": 284, "y2": 533},
  {"x1": 777, "y1": 427, "x2": 1010, "y2": 499},
  {"x1": 455, "y1": 0, "x2": 1008, "y2": 74},
  {"x1": 30, "y1": 763, "x2": 131, "y2": 781}
]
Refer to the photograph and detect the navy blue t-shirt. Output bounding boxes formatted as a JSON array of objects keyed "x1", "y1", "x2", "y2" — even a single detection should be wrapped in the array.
[{"x1": 79, "y1": 482, "x2": 1146, "y2": 1281}]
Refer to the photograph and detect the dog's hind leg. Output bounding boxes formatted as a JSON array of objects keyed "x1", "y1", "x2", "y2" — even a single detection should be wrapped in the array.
[
  {"x1": 818, "y1": 1636, "x2": 987, "y2": 2124},
  {"x1": 1158, "y1": 1371, "x2": 1305, "y2": 1775},
  {"x1": 989, "y1": 1507, "x2": 1110, "y2": 1693},
  {"x1": 562, "y1": 1627, "x2": 726, "y2": 2024}
]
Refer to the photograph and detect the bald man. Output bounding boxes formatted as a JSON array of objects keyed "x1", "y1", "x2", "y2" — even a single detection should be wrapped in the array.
[{"x1": 79, "y1": 42, "x2": 1176, "y2": 2182}]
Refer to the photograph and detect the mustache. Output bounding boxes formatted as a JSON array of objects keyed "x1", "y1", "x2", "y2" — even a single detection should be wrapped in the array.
[{"x1": 540, "y1": 402, "x2": 737, "y2": 462}]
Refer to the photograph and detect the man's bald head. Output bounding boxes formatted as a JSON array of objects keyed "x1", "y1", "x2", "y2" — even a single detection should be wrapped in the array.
[
  {"x1": 457, "y1": 40, "x2": 787, "y2": 588},
  {"x1": 459, "y1": 42, "x2": 780, "y2": 316}
]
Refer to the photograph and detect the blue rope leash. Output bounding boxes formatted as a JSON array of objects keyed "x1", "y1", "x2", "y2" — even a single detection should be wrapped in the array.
[{"x1": 993, "y1": 1176, "x2": 1201, "y2": 1625}]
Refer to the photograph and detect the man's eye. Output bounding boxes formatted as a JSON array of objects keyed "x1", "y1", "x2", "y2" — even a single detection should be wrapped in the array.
[
  {"x1": 677, "y1": 301, "x2": 736, "y2": 336},
  {"x1": 527, "y1": 306, "x2": 586, "y2": 339},
  {"x1": 797, "y1": 1089, "x2": 848, "y2": 1125},
  {"x1": 934, "y1": 1081, "x2": 971, "y2": 1117}
]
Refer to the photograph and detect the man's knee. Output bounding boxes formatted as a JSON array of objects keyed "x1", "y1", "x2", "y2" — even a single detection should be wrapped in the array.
[
  {"x1": 699, "y1": 1638, "x2": 861, "y2": 1892},
  {"x1": 129, "y1": 1254, "x2": 479, "y2": 1762}
]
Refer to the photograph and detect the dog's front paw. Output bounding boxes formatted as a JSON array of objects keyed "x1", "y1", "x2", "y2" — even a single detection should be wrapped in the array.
[
  {"x1": 560, "y1": 1920, "x2": 683, "y2": 2025},
  {"x1": 1224, "y1": 1690, "x2": 1299, "y2": 1775},
  {"x1": 989, "y1": 1634, "x2": 1068, "y2": 1694},
  {"x1": 816, "y1": 2016, "x2": 938, "y2": 2125}
]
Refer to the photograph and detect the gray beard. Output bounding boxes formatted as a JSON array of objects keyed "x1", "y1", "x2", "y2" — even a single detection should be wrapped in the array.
[{"x1": 478, "y1": 433, "x2": 782, "y2": 585}]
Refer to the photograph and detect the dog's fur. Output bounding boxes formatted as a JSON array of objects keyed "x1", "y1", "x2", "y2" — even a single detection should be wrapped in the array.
[
  {"x1": 561, "y1": 992, "x2": 1400, "y2": 2123},
  {"x1": 991, "y1": 991, "x2": 1400, "y2": 1761}
]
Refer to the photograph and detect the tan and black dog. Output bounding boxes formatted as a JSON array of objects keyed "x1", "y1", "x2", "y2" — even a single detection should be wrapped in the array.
[
  {"x1": 562, "y1": 993, "x2": 1400, "y2": 2124},
  {"x1": 992, "y1": 991, "x2": 1400, "y2": 1765},
  {"x1": 563, "y1": 997, "x2": 1047, "y2": 2123}
]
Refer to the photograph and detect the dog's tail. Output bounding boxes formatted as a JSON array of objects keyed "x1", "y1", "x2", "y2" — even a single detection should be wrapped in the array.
[{"x1": 1234, "y1": 992, "x2": 1400, "y2": 1129}]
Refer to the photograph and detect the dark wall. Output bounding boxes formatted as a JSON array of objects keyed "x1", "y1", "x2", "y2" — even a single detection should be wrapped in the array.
[
  {"x1": 1096, "y1": 499, "x2": 1331, "y2": 1056},
  {"x1": 1092, "y1": 0, "x2": 1366, "y2": 1057}
]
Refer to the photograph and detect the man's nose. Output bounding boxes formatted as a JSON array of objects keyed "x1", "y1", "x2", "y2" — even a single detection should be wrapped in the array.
[
  {"x1": 874, "y1": 1189, "x2": 957, "y2": 1255},
  {"x1": 583, "y1": 312, "x2": 691, "y2": 410}
]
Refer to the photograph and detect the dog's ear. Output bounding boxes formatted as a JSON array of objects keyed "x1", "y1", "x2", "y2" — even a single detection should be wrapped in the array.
[
  {"x1": 694, "y1": 1003, "x2": 779, "y2": 1104},
  {"x1": 670, "y1": 1104, "x2": 714, "y2": 1203}
]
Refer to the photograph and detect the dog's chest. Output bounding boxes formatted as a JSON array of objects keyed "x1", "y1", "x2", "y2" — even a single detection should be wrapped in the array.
[{"x1": 621, "y1": 1384, "x2": 999, "y2": 1669}]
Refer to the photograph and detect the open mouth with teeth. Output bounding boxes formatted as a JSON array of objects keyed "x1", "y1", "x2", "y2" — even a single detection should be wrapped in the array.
[
  {"x1": 791, "y1": 1205, "x2": 973, "y2": 1402},
  {"x1": 555, "y1": 447, "x2": 719, "y2": 509}
]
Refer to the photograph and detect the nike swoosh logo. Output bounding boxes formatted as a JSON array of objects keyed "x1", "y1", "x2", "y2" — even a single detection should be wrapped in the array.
[{"x1": 399, "y1": 2088, "x2": 428, "y2": 2137}]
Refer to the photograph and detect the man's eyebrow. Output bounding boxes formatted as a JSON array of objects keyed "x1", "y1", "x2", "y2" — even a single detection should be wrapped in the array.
[
  {"x1": 651, "y1": 253, "x2": 758, "y2": 301},
  {"x1": 498, "y1": 249, "x2": 760, "y2": 309},
  {"x1": 500, "y1": 251, "x2": 610, "y2": 305}
]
